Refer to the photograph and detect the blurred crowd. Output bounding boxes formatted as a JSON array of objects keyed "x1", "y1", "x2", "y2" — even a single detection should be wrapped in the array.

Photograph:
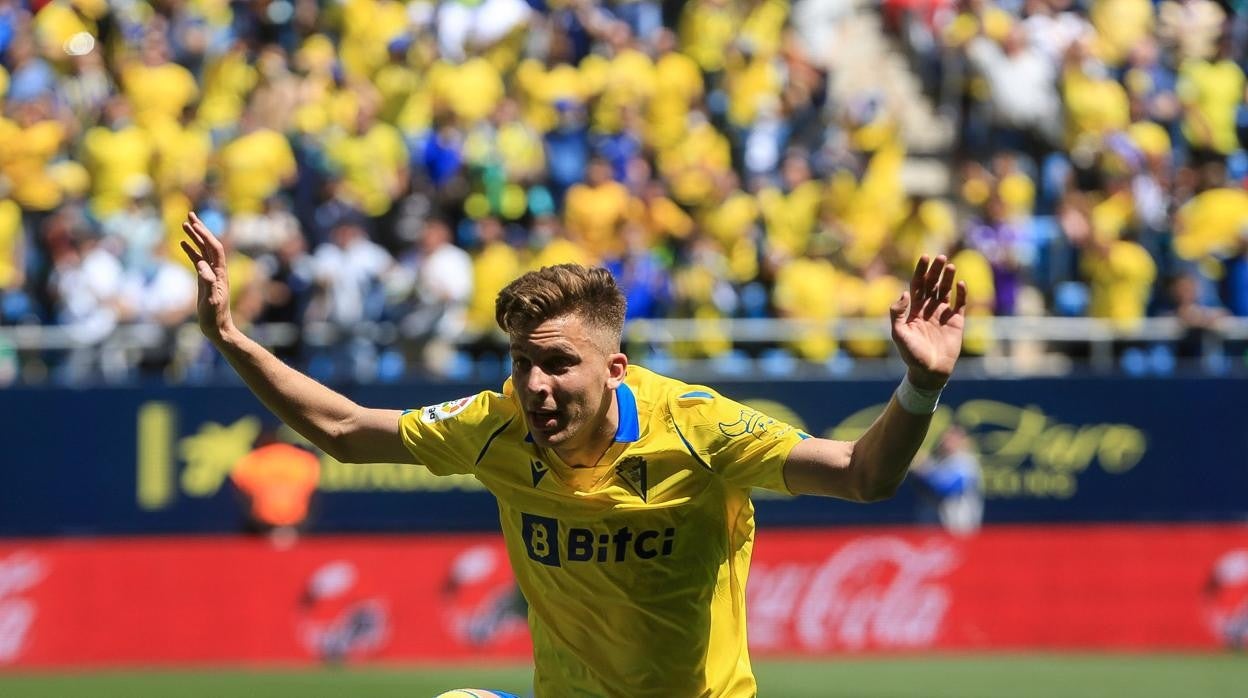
[
  {"x1": 0, "y1": 0, "x2": 1246, "y2": 384},
  {"x1": 888, "y1": 0, "x2": 1248, "y2": 361}
]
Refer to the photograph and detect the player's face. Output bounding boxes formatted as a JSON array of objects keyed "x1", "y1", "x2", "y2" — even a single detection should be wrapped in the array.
[{"x1": 509, "y1": 313, "x2": 626, "y2": 459}]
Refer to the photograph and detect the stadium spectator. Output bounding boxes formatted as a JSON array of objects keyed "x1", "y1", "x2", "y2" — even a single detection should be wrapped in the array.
[
  {"x1": 81, "y1": 97, "x2": 152, "y2": 220},
  {"x1": 564, "y1": 155, "x2": 631, "y2": 259},
  {"x1": 1226, "y1": 232, "x2": 1248, "y2": 317},
  {"x1": 772, "y1": 235, "x2": 841, "y2": 361},
  {"x1": 841, "y1": 256, "x2": 906, "y2": 358},
  {"x1": 759, "y1": 152, "x2": 822, "y2": 260},
  {"x1": 230, "y1": 433, "x2": 322, "y2": 543},
  {"x1": 46, "y1": 212, "x2": 122, "y2": 380},
  {"x1": 1123, "y1": 38, "x2": 1181, "y2": 131},
  {"x1": 947, "y1": 239, "x2": 997, "y2": 354},
  {"x1": 966, "y1": 192, "x2": 1032, "y2": 315},
  {"x1": 1081, "y1": 230, "x2": 1158, "y2": 330},
  {"x1": 604, "y1": 220, "x2": 672, "y2": 321},
  {"x1": 217, "y1": 109, "x2": 297, "y2": 216},
  {"x1": 964, "y1": 23, "x2": 1062, "y2": 156},
  {"x1": 396, "y1": 216, "x2": 473, "y2": 373},
  {"x1": 228, "y1": 195, "x2": 302, "y2": 258},
  {"x1": 629, "y1": 176, "x2": 693, "y2": 247},
  {"x1": 100, "y1": 176, "x2": 162, "y2": 269},
  {"x1": 1158, "y1": 0, "x2": 1227, "y2": 62},
  {"x1": 121, "y1": 31, "x2": 198, "y2": 132},
  {"x1": 0, "y1": 180, "x2": 33, "y2": 324},
  {"x1": 4, "y1": 32, "x2": 54, "y2": 104},
  {"x1": 465, "y1": 216, "x2": 523, "y2": 345},
  {"x1": 308, "y1": 214, "x2": 393, "y2": 329},
  {"x1": 1177, "y1": 32, "x2": 1246, "y2": 164},
  {"x1": 1165, "y1": 268, "x2": 1229, "y2": 357},
  {"x1": 528, "y1": 213, "x2": 594, "y2": 271},
  {"x1": 117, "y1": 234, "x2": 196, "y2": 371},
  {"x1": 910, "y1": 424, "x2": 984, "y2": 535}
]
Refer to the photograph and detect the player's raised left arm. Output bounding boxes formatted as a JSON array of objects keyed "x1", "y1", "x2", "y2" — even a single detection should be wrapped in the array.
[{"x1": 783, "y1": 255, "x2": 967, "y2": 501}]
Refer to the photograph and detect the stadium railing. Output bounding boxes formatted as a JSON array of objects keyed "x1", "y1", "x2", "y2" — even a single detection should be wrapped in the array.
[{"x1": 1, "y1": 316, "x2": 1246, "y2": 382}]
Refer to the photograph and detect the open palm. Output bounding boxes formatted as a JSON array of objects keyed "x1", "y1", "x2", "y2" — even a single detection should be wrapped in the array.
[
  {"x1": 179, "y1": 211, "x2": 235, "y2": 344},
  {"x1": 889, "y1": 255, "x2": 967, "y2": 390}
]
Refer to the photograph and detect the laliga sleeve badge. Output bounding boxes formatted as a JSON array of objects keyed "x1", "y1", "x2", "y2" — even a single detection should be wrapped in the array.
[{"x1": 421, "y1": 396, "x2": 475, "y2": 424}]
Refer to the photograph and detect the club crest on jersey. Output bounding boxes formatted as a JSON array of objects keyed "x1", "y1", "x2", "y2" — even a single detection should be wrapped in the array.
[
  {"x1": 530, "y1": 459, "x2": 549, "y2": 487},
  {"x1": 615, "y1": 456, "x2": 648, "y2": 501},
  {"x1": 420, "y1": 396, "x2": 474, "y2": 424}
]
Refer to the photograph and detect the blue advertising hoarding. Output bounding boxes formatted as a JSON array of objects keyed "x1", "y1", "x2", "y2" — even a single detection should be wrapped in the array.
[{"x1": 1, "y1": 376, "x2": 1245, "y2": 536}]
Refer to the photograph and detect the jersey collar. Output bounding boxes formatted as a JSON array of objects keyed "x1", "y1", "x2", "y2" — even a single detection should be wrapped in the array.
[
  {"x1": 613, "y1": 381, "x2": 640, "y2": 442},
  {"x1": 524, "y1": 382, "x2": 640, "y2": 443}
]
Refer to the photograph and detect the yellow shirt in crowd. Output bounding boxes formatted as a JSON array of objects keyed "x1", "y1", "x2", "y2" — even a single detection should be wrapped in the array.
[
  {"x1": 81, "y1": 122, "x2": 154, "y2": 217},
  {"x1": 564, "y1": 180, "x2": 632, "y2": 259},
  {"x1": 517, "y1": 60, "x2": 586, "y2": 133},
  {"x1": 587, "y1": 48, "x2": 657, "y2": 134},
  {"x1": 0, "y1": 118, "x2": 66, "y2": 212},
  {"x1": 1083, "y1": 239, "x2": 1157, "y2": 329},
  {"x1": 430, "y1": 58, "x2": 506, "y2": 125},
  {"x1": 949, "y1": 247, "x2": 997, "y2": 355},
  {"x1": 216, "y1": 128, "x2": 297, "y2": 215},
  {"x1": 1063, "y1": 69, "x2": 1130, "y2": 148},
  {"x1": 647, "y1": 51, "x2": 703, "y2": 149},
  {"x1": 840, "y1": 272, "x2": 905, "y2": 358},
  {"x1": 1090, "y1": 0, "x2": 1154, "y2": 66},
  {"x1": 679, "y1": 0, "x2": 740, "y2": 73},
  {"x1": 759, "y1": 180, "x2": 821, "y2": 258},
  {"x1": 468, "y1": 240, "x2": 523, "y2": 335},
  {"x1": 150, "y1": 121, "x2": 212, "y2": 195},
  {"x1": 1173, "y1": 188, "x2": 1248, "y2": 260},
  {"x1": 772, "y1": 256, "x2": 840, "y2": 360},
  {"x1": 325, "y1": 122, "x2": 408, "y2": 217},
  {"x1": 0, "y1": 198, "x2": 22, "y2": 288},
  {"x1": 1178, "y1": 58, "x2": 1247, "y2": 155},
  {"x1": 122, "y1": 61, "x2": 199, "y2": 130}
]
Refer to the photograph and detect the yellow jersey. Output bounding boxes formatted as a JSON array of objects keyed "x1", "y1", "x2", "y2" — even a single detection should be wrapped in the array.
[{"x1": 399, "y1": 366, "x2": 808, "y2": 697}]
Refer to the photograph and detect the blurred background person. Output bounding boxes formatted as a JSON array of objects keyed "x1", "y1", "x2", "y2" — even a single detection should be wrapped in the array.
[
  {"x1": 910, "y1": 425, "x2": 984, "y2": 536},
  {"x1": 231, "y1": 429, "x2": 322, "y2": 547}
]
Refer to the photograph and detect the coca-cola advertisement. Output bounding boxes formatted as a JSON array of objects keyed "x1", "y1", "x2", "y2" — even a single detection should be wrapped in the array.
[
  {"x1": 746, "y1": 526, "x2": 1248, "y2": 652},
  {"x1": 0, "y1": 524, "x2": 1244, "y2": 668},
  {"x1": 748, "y1": 536, "x2": 959, "y2": 652}
]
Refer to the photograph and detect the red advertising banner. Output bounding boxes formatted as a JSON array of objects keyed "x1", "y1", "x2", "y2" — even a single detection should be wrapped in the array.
[
  {"x1": 745, "y1": 525, "x2": 1248, "y2": 654},
  {"x1": 0, "y1": 525, "x2": 1245, "y2": 668}
]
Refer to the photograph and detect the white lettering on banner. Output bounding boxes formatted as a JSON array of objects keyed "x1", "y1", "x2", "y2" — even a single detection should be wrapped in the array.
[
  {"x1": 0, "y1": 552, "x2": 46, "y2": 663},
  {"x1": 0, "y1": 599, "x2": 34, "y2": 662},
  {"x1": 748, "y1": 537, "x2": 959, "y2": 651},
  {"x1": 1203, "y1": 549, "x2": 1248, "y2": 648}
]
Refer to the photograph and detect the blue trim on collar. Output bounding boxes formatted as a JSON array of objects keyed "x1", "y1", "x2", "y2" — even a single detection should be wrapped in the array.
[
  {"x1": 613, "y1": 382, "x2": 640, "y2": 443},
  {"x1": 523, "y1": 383, "x2": 640, "y2": 443}
]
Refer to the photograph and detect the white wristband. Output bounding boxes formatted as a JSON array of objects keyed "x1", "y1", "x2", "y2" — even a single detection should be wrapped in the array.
[{"x1": 895, "y1": 375, "x2": 943, "y2": 415}]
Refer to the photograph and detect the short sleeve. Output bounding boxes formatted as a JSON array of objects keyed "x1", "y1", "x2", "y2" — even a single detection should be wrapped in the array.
[
  {"x1": 398, "y1": 391, "x2": 507, "y2": 476},
  {"x1": 669, "y1": 389, "x2": 809, "y2": 493}
]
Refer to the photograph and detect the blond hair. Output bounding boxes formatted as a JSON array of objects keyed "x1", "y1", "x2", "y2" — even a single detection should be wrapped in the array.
[{"x1": 495, "y1": 264, "x2": 626, "y2": 348}]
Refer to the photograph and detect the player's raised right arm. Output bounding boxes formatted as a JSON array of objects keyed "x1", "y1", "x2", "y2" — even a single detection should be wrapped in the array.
[{"x1": 180, "y1": 211, "x2": 415, "y2": 465}]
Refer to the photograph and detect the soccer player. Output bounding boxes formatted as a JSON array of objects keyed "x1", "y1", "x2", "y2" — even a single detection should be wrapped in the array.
[{"x1": 180, "y1": 210, "x2": 967, "y2": 697}]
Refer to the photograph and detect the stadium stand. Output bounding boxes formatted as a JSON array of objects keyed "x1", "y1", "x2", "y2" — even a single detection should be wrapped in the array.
[{"x1": 0, "y1": 0, "x2": 1245, "y2": 384}]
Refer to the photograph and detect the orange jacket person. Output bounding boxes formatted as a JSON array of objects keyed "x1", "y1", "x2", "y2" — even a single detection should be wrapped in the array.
[{"x1": 231, "y1": 441, "x2": 321, "y2": 530}]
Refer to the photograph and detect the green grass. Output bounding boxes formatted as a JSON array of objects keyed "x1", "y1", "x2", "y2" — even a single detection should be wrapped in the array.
[{"x1": 1, "y1": 654, "x2": 1244, "y2": 697}]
